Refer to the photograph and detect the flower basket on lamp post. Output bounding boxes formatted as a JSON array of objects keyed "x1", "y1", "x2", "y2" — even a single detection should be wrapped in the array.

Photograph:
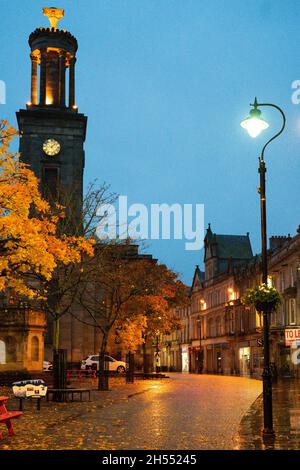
[
  {"x1": 254, "y1": 300, "x2": 277, "y2": 314},
  {"x1": 242, "y1": 284, "x2": 282, "y2": 314}
]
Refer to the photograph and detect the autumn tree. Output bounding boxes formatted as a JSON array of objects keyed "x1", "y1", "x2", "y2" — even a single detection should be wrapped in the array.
[
  {"x1": 77, "y1": 242, "x2": 188, "y2": 390},
  {"x1": 0, "y1": 120, "x2": 94, "y2": 304},
  {"x1": 38, "y1": 181, "x2": 116, "y2": 352}
]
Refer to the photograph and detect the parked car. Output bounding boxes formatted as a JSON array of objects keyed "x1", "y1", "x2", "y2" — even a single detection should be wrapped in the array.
[
  {"x1": 81, "y1": 355, "x2": 127, "y2": 373},
  {"x1": 43, "y1": 360, "x2": 53, "y2": 371}
]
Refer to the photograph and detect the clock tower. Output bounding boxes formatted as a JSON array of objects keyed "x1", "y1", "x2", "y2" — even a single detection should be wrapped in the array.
[{"x1": 17, "y1": 7, "x2": 87, "y2": 232}]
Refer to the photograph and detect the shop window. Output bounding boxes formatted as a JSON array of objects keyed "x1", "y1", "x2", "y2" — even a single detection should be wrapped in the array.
[{"x1": 31, "y1": 336, "x2": 39, "y2": 362}]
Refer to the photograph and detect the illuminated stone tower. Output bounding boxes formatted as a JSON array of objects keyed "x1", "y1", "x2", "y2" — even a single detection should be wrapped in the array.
[{"x1": 17, "y1": 7, "x2": 87, "y2": 232}]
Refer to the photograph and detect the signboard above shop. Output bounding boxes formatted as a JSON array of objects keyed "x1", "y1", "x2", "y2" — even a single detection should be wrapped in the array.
[{"x1": 285, "y1": 328, "x2": 300, "y2": 346}]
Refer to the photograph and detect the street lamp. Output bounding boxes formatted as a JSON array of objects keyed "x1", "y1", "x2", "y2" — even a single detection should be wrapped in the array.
[{"x1": 241, "y1": 97, "x2": 286, "y2": 440}]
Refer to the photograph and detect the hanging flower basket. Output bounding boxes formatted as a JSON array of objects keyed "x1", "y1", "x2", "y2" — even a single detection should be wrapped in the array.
[{"x1": 242, "y1": 283, "x2": 282, "y2": 313}]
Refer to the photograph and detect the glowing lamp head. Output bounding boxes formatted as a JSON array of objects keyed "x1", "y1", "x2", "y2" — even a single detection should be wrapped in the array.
[{"x1": 241, "y1": 100, "x2": 269, "y2": 138}]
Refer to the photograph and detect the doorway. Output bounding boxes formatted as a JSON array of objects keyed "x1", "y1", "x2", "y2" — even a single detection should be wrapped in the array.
[{"x1": 239, "y1": 347, "x2": 250, "y2": 376}]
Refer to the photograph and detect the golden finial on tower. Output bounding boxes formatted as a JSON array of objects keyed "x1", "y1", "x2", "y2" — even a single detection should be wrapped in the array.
[{"x1": 43, "y1": 7, "x2": 64, "y2": 30}]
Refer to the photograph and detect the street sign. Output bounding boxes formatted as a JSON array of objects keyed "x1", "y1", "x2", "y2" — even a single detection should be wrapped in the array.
[
  {"x1": 285, "y1": 328, "x2": 300, "y2": 346},
  {"x1": 12, "y1": 379, "x2": 47, "y2": 398}
]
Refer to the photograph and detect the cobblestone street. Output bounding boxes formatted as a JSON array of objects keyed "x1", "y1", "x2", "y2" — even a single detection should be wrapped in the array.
[{"x1": 0, "y1": 374, "x2": 262, "y2": 450}]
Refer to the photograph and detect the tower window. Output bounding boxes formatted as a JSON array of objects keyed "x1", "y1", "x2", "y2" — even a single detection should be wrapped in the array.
[{"x1": 43, "y1": 167, "x2": 59, "y2": 200}]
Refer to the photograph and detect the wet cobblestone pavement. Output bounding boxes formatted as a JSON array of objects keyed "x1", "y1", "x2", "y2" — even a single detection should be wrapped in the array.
[
  {"x1": 236, "y1": 379, "x2": 300, "y2": 450},
  {"x1": 0, "y1": 374, "x2": 262, "y2": 450}
]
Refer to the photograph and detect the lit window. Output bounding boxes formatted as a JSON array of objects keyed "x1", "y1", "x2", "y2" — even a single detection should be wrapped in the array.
[
  {"x1": 256, "y1": 311, "x2": 263, "y2": 328},
  {"x1": 227, "y1": 288, "x2": 236, "y2": 301}
]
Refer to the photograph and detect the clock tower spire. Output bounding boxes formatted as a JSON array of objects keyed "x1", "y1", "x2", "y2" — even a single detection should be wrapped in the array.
[{"x1": 17, "y1": 7, "x2": 87, "y2": 233}]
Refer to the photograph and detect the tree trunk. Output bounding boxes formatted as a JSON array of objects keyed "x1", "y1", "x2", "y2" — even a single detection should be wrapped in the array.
[
  {"x1": 52, "y1": 316, "x2": 67, "y2": 394},
  {"x1": 53, "y1": 349, "x2": 67, "y2": 395},
  {"x1": 98, "y1": 332, "x2": 109, "y2": 391}
]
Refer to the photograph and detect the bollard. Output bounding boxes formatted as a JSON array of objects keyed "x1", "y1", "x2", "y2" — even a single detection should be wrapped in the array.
[{"x1": 126, "y1": 352, "x2": 135, "y2": 383}]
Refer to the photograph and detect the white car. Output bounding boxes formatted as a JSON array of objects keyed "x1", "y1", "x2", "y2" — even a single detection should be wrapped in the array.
[
  {"x1": 43, "y1": 360, "x2": 53, "y2": 371},
  {"x1": 81, "y1": 355, "x2": 127, "y2": 373}
]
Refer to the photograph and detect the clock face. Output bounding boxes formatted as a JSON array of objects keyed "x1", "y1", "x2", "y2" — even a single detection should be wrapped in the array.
[{"x1": 43, "y1": 139, "x2": 61, "y2": 156}]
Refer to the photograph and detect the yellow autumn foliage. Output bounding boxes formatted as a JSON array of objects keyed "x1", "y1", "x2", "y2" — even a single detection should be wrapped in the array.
[{"x1": 0, "y1": 120, "x2": 94, "y2": 298}]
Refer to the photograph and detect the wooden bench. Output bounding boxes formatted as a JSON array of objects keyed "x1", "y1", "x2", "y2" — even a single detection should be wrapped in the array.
[
  {"x1": 47, "y1": 388, "x2": 91, "y2": 402},
  {"x1": 0, "y1": 396, "x2": 22, "y2": 440}
]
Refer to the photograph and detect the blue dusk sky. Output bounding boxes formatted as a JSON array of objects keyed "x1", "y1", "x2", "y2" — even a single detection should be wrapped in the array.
[{"x1": 1, "y1": 0, "x2": 300, "y2": 285}]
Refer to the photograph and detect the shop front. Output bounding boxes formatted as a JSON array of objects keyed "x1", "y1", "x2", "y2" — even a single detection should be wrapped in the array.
[
  {"x1": 181, "y1": 344, "x2": 189, "y2": 372},
  {"x1": 189, "y1": 340, "x2": 204, "y2": 373},
  {"x1": 239, "y1": 346, "x2": 250, "y2": 376},
  {"x1": 204, "y1": 343, "x2": 229, "y2": 374}
]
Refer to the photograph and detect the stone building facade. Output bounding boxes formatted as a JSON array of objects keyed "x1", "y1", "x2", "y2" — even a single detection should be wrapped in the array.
[
  {"x1": 11, "y1": 10, "x2": 158, "y2": 366},
  {"x1": 160, "y1": 224, "x2": 300, "y2": 378},
  {"x1": 13, "y1": 9, "x2": 88, "y2": 364},
  {"x1": 160, "y1": 303, "x2": 191, "y2": 372},
  {"x1": 0, "y1": 302, "x2": 46, "y2": 372}
]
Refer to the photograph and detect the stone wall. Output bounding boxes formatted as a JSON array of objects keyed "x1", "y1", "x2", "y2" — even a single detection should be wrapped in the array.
[{"x1": 0, "y1": 307, "x2": 46, "y2": 372}]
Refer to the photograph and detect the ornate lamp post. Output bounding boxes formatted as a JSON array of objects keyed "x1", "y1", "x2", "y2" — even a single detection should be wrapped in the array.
[{"x1": 241, "y1": 98, "x2": 286, "y2": 439}]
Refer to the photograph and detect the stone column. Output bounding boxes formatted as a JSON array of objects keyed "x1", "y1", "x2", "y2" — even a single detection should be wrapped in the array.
[
  {"x1": 69, "y1": 57, "x2": 76, "y2": 108},
  {"x1": 59, "y1": 51, "x2": 66, "y2": 106},
  {"x1": 30, "y1": 54, "x2": 38, "y2": 105},
  {"x1": 39, "y1": 48, "x2": 47, "y2": 106}
]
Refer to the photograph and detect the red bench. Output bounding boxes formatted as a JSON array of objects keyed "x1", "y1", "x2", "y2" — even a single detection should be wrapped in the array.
[
  {"x1": 66, "y1": 369, "x2": 97, "y2": 379},
  {"x1": 0, "y1": 396, "x2": 22, "y2": 440}
]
